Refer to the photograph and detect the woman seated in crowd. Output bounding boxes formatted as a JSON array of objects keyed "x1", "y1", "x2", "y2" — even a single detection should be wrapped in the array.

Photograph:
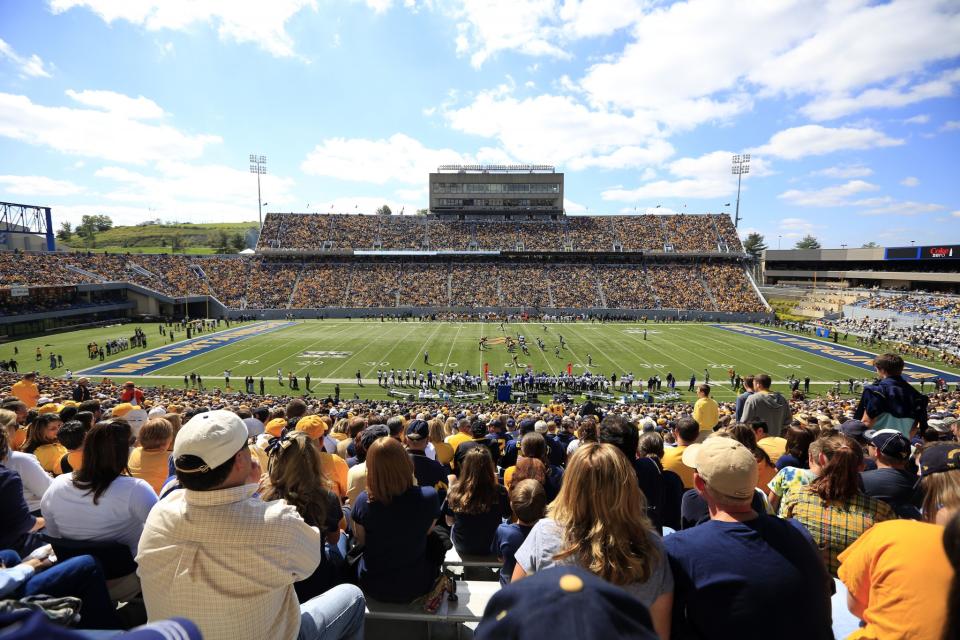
[
  {"x1": 777, "y1": 424, "x2": 817, "y2": 470},
  {"x1": 40, "y1": 421, "x2": 158, "y2": 599},
  {"x1": 351, "y1": 437, "x2": 444, "y2": 603},
  {"x1": 20, "y1": 413, "x2": 67, "y2": 473},
  {"x1": 0, "y1": 424, "x2": 46, "y2": 556},
  {"x1": 767, "y1": 437, "x2": 824, "y2": 515},
  {"x1": 0, "y1": 408, "x2": 50, "y2": 514},
  {"x1": 443, "y1": 447, "x2": 511, "y2": 556},
  {"x1": 512, "y1": 442, "x2": 674, "y2": 639},
  {"x1": 503, "y1": 433, "x2": 564, "y2": 500},
  {"x1": 781, "y1": 434, "x2": 895, "y2": 577},
  {"x1": 260, "y1": 430, "x2": 346, "y2": 602}
]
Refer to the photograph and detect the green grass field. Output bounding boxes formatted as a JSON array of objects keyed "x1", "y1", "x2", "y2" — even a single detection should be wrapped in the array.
[{"x1": 4, "y1": 320, "x2": 958, "y2": 402}]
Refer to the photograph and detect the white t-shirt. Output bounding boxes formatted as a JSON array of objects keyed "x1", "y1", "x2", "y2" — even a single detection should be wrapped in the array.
[
  {"x1": 40, "y1": 473, "x2": 158, "y2": 556},
  {"x1": 4, "y1": 449, "x2": 52, "y2": 513}
]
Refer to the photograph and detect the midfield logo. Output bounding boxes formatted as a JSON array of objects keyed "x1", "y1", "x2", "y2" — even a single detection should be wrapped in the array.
[{"x1": 302, "y1": 351, "x2": 351, "y2": 358}]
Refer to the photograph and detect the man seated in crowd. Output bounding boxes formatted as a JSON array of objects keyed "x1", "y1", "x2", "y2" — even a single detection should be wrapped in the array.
[{"x1": 136, "y1": 410, "x2": 365, "y2": 640}]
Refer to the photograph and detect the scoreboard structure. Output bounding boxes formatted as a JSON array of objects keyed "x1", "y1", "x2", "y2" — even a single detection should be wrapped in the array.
[
  {"x1": 884, "y1": 245, "x2": 960, "y2": 260},
  {"x1": 428, "y1": 165, "x2": 564, "y2": 219}
]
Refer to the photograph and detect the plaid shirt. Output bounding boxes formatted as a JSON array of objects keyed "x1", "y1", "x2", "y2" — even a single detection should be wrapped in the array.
[
  {"x1": 137, "y1": 483, "x2": 322, "y2": 640},
  {"x1": 781, "y1": 486, "x2": 895, "y2": 576}
]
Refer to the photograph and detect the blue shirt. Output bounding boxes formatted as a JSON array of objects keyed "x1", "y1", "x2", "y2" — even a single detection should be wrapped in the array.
[
  {"x1": 0, "y1": 467, "x2": 37, "y2": 555},
  {"x1": 352, "y1": 486, "x2": 439, "y2": 603},
  {"x1": 409, "y1": 451, "x2": 450, "y2": 504},
  {"x1": 665, "y1": 517, "x2": 832, "y2": 640},
  {"x1": 493, "y1": 522, "x2": 533, "y2": 585}
]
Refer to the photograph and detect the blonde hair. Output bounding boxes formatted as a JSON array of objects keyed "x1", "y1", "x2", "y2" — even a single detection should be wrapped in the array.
[
  {"x1": 549, "y1": 443, "x2": 660, "y2": 586},
  {"x1": 428, "y1": 418, "x2": 446, "y2": 444},
  {"x1": 262, "y1": 431, "x2": 333, "y2": 527},
  {"x1": 922, "y1": 470, "x2": 960, "y2": 523},
  {"x1": 138, "y1": 418, "x2": 173, "y2": 450},
  {"x1": 365, "y1": 437, "x2": 414, "y2": 505}
]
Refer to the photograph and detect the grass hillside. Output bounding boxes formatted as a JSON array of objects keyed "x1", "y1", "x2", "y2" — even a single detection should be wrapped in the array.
[{"x1": 63, "y1": 222, "x2": 258, "y2": 254}]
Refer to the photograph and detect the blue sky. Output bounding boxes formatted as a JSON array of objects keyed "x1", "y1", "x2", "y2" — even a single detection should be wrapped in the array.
[{"x1": 0, "y1": 0, "x2": 958, "y2": 248}]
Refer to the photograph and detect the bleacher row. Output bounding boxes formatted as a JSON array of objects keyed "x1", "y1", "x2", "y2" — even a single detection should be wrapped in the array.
[
  {"x1": 0, "y1": 252, "x2": 767, "y2": 313},
  {"x1": 257, "y1": 213, "x2": 744, "y2": 254}
]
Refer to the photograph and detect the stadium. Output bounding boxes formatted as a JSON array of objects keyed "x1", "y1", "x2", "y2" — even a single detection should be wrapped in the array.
[{"x1": 1, "y1": 4, "x2": 960, "y2": 640}]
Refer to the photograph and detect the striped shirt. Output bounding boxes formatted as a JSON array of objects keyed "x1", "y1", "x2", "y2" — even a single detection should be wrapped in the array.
[
  {"x1": 137, "y1": 483, "x2": 322, "y2": 640},
  {"x1": 781, "y1": 486, "x2": 895, "y2": 577}
]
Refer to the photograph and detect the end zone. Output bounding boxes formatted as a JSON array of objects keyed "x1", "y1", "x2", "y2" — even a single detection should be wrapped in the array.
[
  {"x1": 77, "y1": 321, "x2": 296, "y2": 377},
  {"x1": 712, "y1": 324, "x2": 960, "y2": 382}
]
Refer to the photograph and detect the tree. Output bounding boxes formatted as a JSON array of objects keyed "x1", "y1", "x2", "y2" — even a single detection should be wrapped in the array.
[
  {"x1": 861, "y1": 241, "x2": 879, "y2": 248},
  {"x1": 416, "y1": 208, "x2": 429, "y2": 216},
  {"x1": 56, "y1": 221, "x2": 73, "y2": 242},
  {"x1": 375, "y1": 204, "x2": 392, "y2": 215},
  {"x1": 215, "y1": 230, "x2": 231, "y2": 253},
  {"x1": 794, "y1": 234, "x2": 822, "y2": 250},
  {"x1": 171, "y1": 234, "x2": 184, "y2": 253},
  {"x1": 742, "y1": 232, "x2": 767, "y2": 259},
  {"x1": 91, "y1": 214, "x2": 113, "y2": 231},
  {"x1": 230, "y1": 233, "x2": 246, "y2": 252}
]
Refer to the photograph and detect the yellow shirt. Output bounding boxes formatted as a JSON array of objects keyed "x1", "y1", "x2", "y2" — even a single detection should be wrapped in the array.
[
  {"x1": 33, "y1": 443, "x2": 68, "y2": 474},
  {"x1": 10, "y1": 428, "x2": 27, "y2": 452},
  {"x1": 53, "y1": 450, "x2": 83, "y2": 476},
  {"x1": 757, "y1": 436, "x2": 787, "y2": 464},
  {"x1": 662, "y1": 445, "x2": 695, "y2": 488},
  {"x1": 329, "y1": 432, "x2": 348, "y2": 442},
  {"x1": 446, "y1": 432, "x2": 472, "y2": 453},
  {"x1": 839, "y1": 519, "x2": 952, "y2": 640},
  {"x1": 11, "y1": 380, "x2": 39, "y2": 408},
  {"x1": 432, "y1": 442, "x2": 454, "y2": 466},
  {"x1": 319, "y1": 452, "x2": 348, "y2": 499},
  {"x1": 692, "y1": 397, "x2": 719, "y2": 431},
  {"x1": 129, "y1": 447, "x2": 172, "y2": 494}
]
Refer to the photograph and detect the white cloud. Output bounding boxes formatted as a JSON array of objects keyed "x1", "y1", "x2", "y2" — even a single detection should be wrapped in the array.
[
  {"x1": 394, "y1": 185, "x2": 428, "y2": 202},
  {"x1": 453, "y1": 0, "x2": 569, "y2": 69},
  {"x1": 301, "y1": 133, "x2": 511, "y2": 184},
  {"x1": 778, "y1": 180, "x2": 879, "y2": 207},
  {"x1": 557, "y1": 0, "x2": 645, "y2": 39},
  {"x1": 941, "y1": 120, "x2": 960, "y2": 132},
  {"x1": 811, "y1": 164, "x2": 873, "y2": 179},
  {"x1": 601, "y1": 150, "x2": 771, "y2": 202},
  {"x1": 365, "y1": 0, "x2": 394, "y2": 13},
  {"x1": 859, "y1": 201, "x2": 945, "y2": 216},
  {"x1": 750, "y1": 125, "x2": 903, "y2": 160},
  {"x1": 0, "y1": 91, "x2": 221, "y2": 164},
  {"x1": 65, "y1": 89, "x2": 166, "y2": 119},
  {"x1": 443, "y1": 90, "x2": 673, "y2": 171},
  {"x1": 0, "y1": 38, "x2": 53, "y2": 78},
  {"x1": 900, "y1": 176, "x2": 919, "y2": 187},
  {"x1": 563, "y1": 197, "x2": 586, "y2": 213},
  {"x1": 52, "y1": 160, "x2": 298, "y2": 227},
  {"x1": 801, "y1": 68, "x2": 960, "y2": 121},
  {"x1": 50, "y1": 0, "x2": 317, "y2": 58},
  {"x1": 952, "y1": 211, "x2": 960, "y2": 218},
  {"x1": 0, "y1": 175, "x2": 85, "y2": 197},
  {"x1": 903, "y1": 114, "x2": 930, "y2": 125}
]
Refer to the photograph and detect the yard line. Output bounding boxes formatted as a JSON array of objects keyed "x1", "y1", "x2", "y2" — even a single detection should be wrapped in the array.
[
  {"x1": 243, "y1": 322, "x2": 362, "y2": 378},
  {"x1": 325, "y1": 322, "x2": 414, "y2": 379},
  {"x1": 361, "y1": 322, "x2": 426, "y2": 378},
  {"x1": 406, "y1": 321, "x2": 445, "y2": 370},
  {"x1": 441, "y1": 323, "x2": 464, "y2": 374}
]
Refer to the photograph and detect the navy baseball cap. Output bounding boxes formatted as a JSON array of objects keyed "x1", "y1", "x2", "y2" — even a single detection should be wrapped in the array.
[
  {"x1": 518, "y1": 419, "x2": 537, "y2": 433},
  {"x1": 839, "y1": 419, "x2": 867, "y2": 441},
  {"x1": 475, "y1": 566, "x2": 656, "y2": 640},
  {"x1": 920, "y1": 442, "x2": 960, "y2": 477},
  {"x1": 405, "y1": 419, "x2": 430, "y2": 441},
  {"x1": 471, "y1": 420, "x2": 488, "y2": 438},
  {"x1": 867, "y1": 430, "x2": 911, "y2": 460},
  {"x1": 359, "y1": 425, "x2": 390, "y2": 450}
]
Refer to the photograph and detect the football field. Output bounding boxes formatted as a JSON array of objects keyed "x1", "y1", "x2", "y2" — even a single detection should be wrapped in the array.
[{"x1": 4, "y1": 320, "x2": 958, "y2": 402}]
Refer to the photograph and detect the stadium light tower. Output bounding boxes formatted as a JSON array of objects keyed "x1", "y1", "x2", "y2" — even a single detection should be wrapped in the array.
[
  {"x1": 249, "y1": 154, "x2": 267, "y2": 229},
  {"x1": 731, "y1": 153, "x2": 750, "y2": 228}
]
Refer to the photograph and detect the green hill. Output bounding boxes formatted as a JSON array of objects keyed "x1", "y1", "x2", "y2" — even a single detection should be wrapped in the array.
[{"x1": 63, "y1": 221, "x2": 259, "y2": 254}]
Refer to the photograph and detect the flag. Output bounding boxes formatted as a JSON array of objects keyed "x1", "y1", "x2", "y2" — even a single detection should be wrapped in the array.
[
  {"x1": 655, "y1": 204, "x2": 661, "y2": 208},
  {"x1": 724, "y1": 203, "x2": 731, "y2": 206}
]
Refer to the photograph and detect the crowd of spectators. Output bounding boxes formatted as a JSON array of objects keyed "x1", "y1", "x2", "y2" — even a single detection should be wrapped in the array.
[
  {"x1": 1, "y1": 351, "x2": 958, "y2": 639},
  {"x1": 854, "y1": 292, "x2": 960, "y2": 319},
  {"x1": 2, "y1": 251, "x2": 767, "y2": 313},
  {"x1": 254, "y1": 213, "x2": 740, "y2": 253}
]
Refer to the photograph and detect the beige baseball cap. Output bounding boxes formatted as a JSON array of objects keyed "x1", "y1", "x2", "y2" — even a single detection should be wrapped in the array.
[
  {"x1": 681, "y1": 437, "x2": 758, "y2": 500},
  {"x1": 174, "y1": 410, "x2": 248, "y2": 472}
]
